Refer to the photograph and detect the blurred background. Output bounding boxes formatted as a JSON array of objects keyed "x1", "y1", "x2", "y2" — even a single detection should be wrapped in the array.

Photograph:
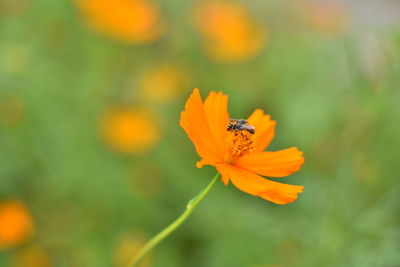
[{"x1": 0, "y1": 0, "x2": 400, "y2": 266}]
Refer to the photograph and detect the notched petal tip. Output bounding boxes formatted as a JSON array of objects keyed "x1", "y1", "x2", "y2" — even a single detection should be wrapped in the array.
[
  {"x1": 184, "y1": 88, "x2": 201, "y2": 111},
  {"x1": 228, "y1": 166, "x2": 304, "y2": 205},
  {"x1": 260, "y1": 188, "x2": 303, "y2": 204},
  {"x1": 259, "y1": 183, "x2": 304, "y2": 205}
]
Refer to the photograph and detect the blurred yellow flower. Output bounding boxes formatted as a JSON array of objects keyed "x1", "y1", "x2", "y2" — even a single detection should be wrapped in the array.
[
  {"x1": 0, "y1": 200, "x2": 34, "y2": 249},
  {"x1": 13, "y1": 245, "x2": 52, "y2": 267},
  {"x1": 307, "y1": 0, "x2": 348, "y2": 36},
  {"x1": 139, "y1": 65, "x2": 187, "y2": 104},
  {"x1": 194, "y1": 1, "x2": 266, "y2": 62},
  {"x1": 0, "y1": 0, "x2": 31, "y2": 17},
  {"x1": 1, "y1": 44, "x2": 28, "y2": 74},
  {"x1": 0, "y1": 94, "x2": 24, "y2": 126},
  {"x1": 102, "y1": 107, "x2": 161, "y2": 154},
  {"x1": 114, "y1": 231, "x2": 152, "y2": 267},
  {"x1": 76, "y1": 0, "x2": 164, "y2": 44}
]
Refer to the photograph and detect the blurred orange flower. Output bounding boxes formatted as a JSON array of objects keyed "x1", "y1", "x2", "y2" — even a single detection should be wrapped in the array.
[
  {"x1": 307, "y1": 0, "x2": 348, "y2": 35},
  {"x1": 0, "y1": 0, "x2": 31, "y2": 17},
  {"x1": 139, "y1": 65, "x2": 187, "y2": 104},
  {"x1": 0, "y1": 94, "x2": 24, "y2": 126},
  {"x1": 13, "y1": 245, "x2": 52, "y2": 267},
  {"x1": 180, "y1": 89, "x2": 304, "y2": 204},
  {"x1": 0, "y1": 200, "x2": 34, "y2": 249},
  {"x1": 114, "y1": 231, "x2": 152, "y2": 267},
  {"x1": 194, "y1": 1, "x2": 266, "y2": 62},
  {"x1": 76, "y1": 0, "x2": 164, "y2": 44},
  {"x1": 102, "y1": 107, "x2": 161, "y2": 154}
]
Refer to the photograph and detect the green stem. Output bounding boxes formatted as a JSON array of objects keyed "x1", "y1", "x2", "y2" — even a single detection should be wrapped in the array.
[{"x1": 127, "y1": 173, "x2": 220, "y2": 267}]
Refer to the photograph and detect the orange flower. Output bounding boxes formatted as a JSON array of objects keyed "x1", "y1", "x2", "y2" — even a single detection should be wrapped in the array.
[
  {"x1": 0, "y1": 0, "x2": 31, "y2": 17},
  {"x1": 76, "y1": 0, "x2": 163, "y2": 44},
  {"x1": 102, "y1": 107, "x2": 161, "y2": 154},
  {"x1": 195, "y1": 1, "x2": 265, "y2": 62},
  {"x1": 114, "y1": 231, "x2": 152, "y2": 267},
  {"x1": 180, "y1": 89, "x2": 304, "y2": 204},
  {"x1": 139, "y1": 65, "x2": 187, "y2": 104},
  {"x1": 13, "y1": 245, "x2": 52, "y2": 267},
  {"x1": 0, "y1": 200, "x2": 34, "y2": 249},
  {"x1": 0, "y1": 93, "x2": 25, "y2": 126}
]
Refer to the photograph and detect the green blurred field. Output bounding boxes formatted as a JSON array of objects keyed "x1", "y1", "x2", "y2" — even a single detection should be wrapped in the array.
[{"x1": 1, "y1": 0, "x2": 400, "y2": 266}]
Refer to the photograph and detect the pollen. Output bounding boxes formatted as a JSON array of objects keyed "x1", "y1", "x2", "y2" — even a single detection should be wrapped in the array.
[{"x1": 226, "y1": 129, "x2": 255, "y2": 158}]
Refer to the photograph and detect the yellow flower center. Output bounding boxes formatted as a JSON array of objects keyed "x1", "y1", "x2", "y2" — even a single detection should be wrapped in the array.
[{"x1": 226, "y1": 129, "x2": 255, "y2": 158}]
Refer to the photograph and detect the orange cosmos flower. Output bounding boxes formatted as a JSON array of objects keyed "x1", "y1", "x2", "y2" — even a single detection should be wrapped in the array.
[
  {"x1": 0, "y1": 0, "x2": 31, "y2": 17},
  {"x1": 180, "y1": 89, "x2": 304, "y2": 204},
  {"x1": 13, "y1": 245, "x2": 52, "y2": 267},
  {"x1": 102, "y1": 107, "x2": 160, "y2": 154},
  {"x1": 0, "y1": 200, "x2": 34, "y2": 249},
  {"x1": 139, "y1": 65, "x2": 187, "y2": 104},
  {"x1": 76, "y1": 0, "x2": 163, "y2": 44},
  {"x1": 0, "y1": 93, "x2": 25, "y2": 126},
  {"x1": 114, "y1": 231, "x2": 152, "y2": 267},
  {"x1": 195, "y1": 1, "x2": 265, "y2": 62}
]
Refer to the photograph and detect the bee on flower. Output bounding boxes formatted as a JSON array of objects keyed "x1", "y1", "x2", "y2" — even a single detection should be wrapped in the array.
[
  {"x1": 180, "y1": 89, "x2": 304, "y2": 204},
  {"x1": 127, "y1": 89, "x2": 305, "y2": 266}
]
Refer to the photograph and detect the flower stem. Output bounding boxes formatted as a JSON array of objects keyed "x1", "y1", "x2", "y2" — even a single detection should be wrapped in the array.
[{"x1": 127, "y1": 172, "x2": 220, "y2": 267}]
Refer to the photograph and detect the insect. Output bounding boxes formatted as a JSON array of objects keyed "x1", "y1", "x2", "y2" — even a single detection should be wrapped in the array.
[{"x1": 227, "y1": 119, "x2": 255, "y2": 134}]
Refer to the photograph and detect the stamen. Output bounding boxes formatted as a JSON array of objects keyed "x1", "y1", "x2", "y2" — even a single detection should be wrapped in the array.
[{"x1": 226, "y1": 129, "x2": 255, "y2": 158}]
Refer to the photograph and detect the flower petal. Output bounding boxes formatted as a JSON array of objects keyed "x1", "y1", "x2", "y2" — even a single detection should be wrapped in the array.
[
  {"x1": 247, "y1": 109, "x2": 276, "y2": 151},
  {"x1": 180, "y1": 89, "x2": 224, "y2": 164},
  {"x1": 215, "y1": 164, "x2": 230, "y2": 185},
  {"x1": 228, "y1": 166, "x2": 304, "y2": 204},
  {"x1": 235, "y1": 147, "x2": 304, "y2": 177},
  {"x1": 204, "y1": 91, "x2": 229, "y2": 151}
]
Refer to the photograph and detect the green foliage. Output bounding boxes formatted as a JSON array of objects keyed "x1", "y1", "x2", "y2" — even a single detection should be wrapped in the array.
[{"x1": 0, "y1": 0, "x2": 399, "y2": 266}]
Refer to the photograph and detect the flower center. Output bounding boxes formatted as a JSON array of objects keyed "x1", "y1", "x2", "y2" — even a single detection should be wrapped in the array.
[{"x1": 225, "y1": 119, "x2": 255, "y2": 159}]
